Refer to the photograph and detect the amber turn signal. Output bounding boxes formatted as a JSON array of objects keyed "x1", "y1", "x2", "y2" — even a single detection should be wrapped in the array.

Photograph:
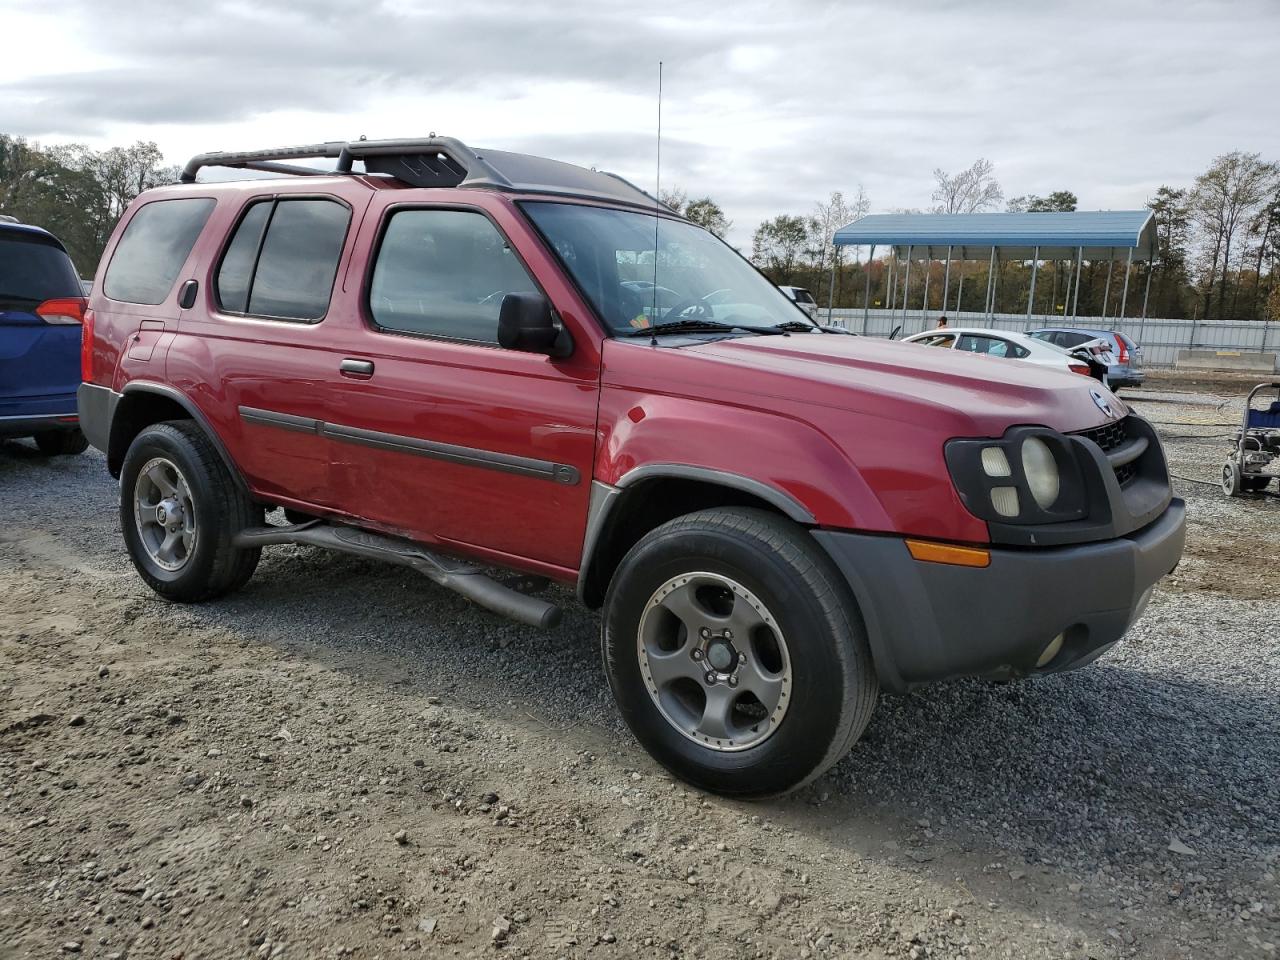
[{"x1": 905, "y1": 539, "x2": 991, "y2": 568}]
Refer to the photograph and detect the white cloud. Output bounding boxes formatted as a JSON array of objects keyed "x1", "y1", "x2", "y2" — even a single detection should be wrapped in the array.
[{"x1": 1, "y1": 0, "x2": 1277, "y2": 246}]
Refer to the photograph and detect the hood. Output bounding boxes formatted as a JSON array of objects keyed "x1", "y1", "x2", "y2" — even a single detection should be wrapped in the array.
[{"x1": 610, "y1": 333, "x2": 1125, "y2": 438}]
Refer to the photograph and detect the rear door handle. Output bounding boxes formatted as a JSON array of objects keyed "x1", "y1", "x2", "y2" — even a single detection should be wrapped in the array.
[{"x1": 340, "y1": 358, "x2": 375, "y2": 378}]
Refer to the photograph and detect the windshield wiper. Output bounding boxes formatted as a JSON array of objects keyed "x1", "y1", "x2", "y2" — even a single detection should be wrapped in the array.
[{"x1": 624, "y1": 318, "x2": 790, "y2": 338}]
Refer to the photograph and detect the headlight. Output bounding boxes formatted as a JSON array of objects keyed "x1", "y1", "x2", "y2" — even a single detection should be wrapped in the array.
[
  {"x1": 1021, "y1": 437, "x2": 1060, "y2": 508},
  {"x1": 944, "y1": 427, "x2": 1087, "y2": 527}
]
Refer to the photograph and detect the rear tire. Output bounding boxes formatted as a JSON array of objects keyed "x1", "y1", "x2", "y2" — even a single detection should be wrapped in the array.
[
  {"x1": 34, "y1": 429, "x2": 88, "y2": 456},
  {"x1": 120, "y1": 421, "x2": 262, "y2": 602},
  {"x1": 602, "y1": 507, "x2": 877, "y2": 797}
]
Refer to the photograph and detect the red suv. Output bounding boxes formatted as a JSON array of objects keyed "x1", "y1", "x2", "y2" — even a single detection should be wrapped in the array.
[{"x1": 79, "y1": 137, "x2": 1185, "y2": 796}]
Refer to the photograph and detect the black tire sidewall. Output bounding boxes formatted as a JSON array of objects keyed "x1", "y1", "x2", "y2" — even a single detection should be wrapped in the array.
[
  {"x1": 120, "y1": 425, "x2": 227, "y2": 592},
  {"x1": 604, "y1": 519, "x2": 860, "y2": 797}
]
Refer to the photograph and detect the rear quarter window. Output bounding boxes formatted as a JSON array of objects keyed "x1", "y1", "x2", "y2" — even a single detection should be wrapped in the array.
[
  {"x1": 0, "y1": 231, "x2": 82, "y2": 310},
  {"x1": 104, "y1": 198, "x2": 215, "y2": 305}
]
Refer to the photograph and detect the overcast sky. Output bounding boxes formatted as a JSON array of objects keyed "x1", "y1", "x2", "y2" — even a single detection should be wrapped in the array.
[{"x1": 2, "y1": 0, "x2": 1277, "y2": 246}]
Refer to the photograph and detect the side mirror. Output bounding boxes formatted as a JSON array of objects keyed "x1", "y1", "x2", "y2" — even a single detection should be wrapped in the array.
[{"x1": 498, "y1": 293, "x2": 571, "y2": 357}]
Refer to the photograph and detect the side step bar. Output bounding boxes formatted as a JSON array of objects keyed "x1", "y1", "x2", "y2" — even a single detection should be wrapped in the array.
[{"x1": 233, "y1": 522, "x2": 562, "y2": 629}]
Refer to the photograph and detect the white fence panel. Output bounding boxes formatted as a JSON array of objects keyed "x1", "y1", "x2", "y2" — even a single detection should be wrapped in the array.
[{"x1": 820, "y1": 309, "x2": 1277, "y2": 369}]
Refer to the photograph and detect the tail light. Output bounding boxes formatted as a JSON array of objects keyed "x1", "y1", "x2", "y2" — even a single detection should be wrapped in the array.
[
  {"x1": 81, "y1": 307, "x2": 96, "y2": 382},
  {"x1": 1068, "y1": 363, "x2": 1092, "y2": 376},
  {"x1": 35, "y1": 296, "x2": 87, "y2": 326},
  {"x1": 1115, "y1": 337, "x2": 1129, "y2": 365}
]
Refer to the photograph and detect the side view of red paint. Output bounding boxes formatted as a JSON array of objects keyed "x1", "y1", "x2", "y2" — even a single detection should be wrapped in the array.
[{"x1": 79, "y1": 137, "x2": 1185, "y2": 796}]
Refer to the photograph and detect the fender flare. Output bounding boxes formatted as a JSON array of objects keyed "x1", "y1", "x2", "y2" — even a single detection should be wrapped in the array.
[
  {"x1": 113, "y1": 382, "x2": 251, "y2": 496},
  {"x1": 576, "y1": 464, "x2": 816, "y2": 603},
  {"x1": 615, "y1": 464, "x2": 815, "y2": 523}
]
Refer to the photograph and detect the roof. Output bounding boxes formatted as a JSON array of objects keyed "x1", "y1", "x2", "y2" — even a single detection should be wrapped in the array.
[
  {"x1": 832, "y1": 211, "x2": 1158, "y2": 262},
  {"x1": 180, "y1": 136, "x2": 662, "y2": 213},
  {"x1": 0, "y1": 219, "x2": 64, "y2": 248},
  {"x1": 905, "y1": 327, "x2": 1041, "y2": 341}
]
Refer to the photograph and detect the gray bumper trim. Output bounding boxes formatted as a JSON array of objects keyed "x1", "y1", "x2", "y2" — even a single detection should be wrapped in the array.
[
  {"x1": 77, "y1": 382, "x2": 118, "y2": 453},
  {"x1": 814, "y1": 499, "x2": 1186, "y2": 692}
]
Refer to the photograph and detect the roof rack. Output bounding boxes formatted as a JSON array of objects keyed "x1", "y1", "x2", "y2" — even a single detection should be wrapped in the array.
[{"x1": 179, "y1": 136, "x2": 664, "y2": 212}]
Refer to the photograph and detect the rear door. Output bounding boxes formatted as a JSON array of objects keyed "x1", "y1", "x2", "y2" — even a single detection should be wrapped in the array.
[
  {"x1": 0, "y1": 228, "x2": 84, "y2": 421},
  {"x1": 168, "y1": 191, "x2": 363, "y2": 509},
  {"x1": 325, "y1": 197, "x2": 600, "y2": 575}
]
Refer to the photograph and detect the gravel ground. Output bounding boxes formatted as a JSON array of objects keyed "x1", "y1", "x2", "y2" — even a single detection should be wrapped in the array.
[{"x1": 2, "y1": 372, "x2": 1277, "y2": 959}]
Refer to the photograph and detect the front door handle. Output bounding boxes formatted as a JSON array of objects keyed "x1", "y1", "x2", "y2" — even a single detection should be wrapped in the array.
[
  {"x1": 178, "y1": 279, "x2": 199, "y2": 310},
  {"x1": 340, "y1": 358, "x2": 375, "y2": 378}
]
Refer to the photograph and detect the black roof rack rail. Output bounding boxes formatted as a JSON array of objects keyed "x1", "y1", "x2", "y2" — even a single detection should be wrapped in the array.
[{"x1": 179, "y1": 136, "x2": 667, "y2": 213}]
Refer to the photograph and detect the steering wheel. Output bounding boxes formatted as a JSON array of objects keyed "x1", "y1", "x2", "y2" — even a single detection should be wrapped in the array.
[{"x1": 656, "y1": 297, "x2": 714, "y2": 321}]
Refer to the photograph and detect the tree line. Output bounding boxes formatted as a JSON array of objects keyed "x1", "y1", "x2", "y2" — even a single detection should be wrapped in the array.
[
  {"x1": 0, "y1": 135, "x2": 178, "y2": 276},
  {"x1": 698, "y1": 154, "x2": 1280, "y2": 322},
  {"x1": 3, "y1": 133, "x2": 1278, "y2": 322}
]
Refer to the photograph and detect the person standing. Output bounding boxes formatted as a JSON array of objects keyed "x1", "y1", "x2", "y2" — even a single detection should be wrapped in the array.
[{"x1": 936, "y1": 315, "x2": 948, "y2": 329}]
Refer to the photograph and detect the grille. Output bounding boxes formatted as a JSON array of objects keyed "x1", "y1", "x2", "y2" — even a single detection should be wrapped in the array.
[{"x1": 1074, "y1": 416, "x2": 1138, "y2": 487}]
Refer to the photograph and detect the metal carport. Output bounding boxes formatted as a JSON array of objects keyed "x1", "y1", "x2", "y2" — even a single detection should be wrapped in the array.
[{"x1": 831, "y1": 210, "x2": 1159, "y2": 329}]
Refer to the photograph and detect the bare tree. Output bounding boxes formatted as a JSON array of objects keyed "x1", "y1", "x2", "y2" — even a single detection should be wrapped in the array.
[
  {"x1": 932, "y1": 159, "x2": 1003, "y2": 214},
  {"x1": 807, "y1": 188, "x2": 870, "y2": 303},
  {"x1": 658, "y1": 187, "x2": 687, "y2": 215},
  {"x1": 1190, "y1": 151, "x2": 1278, "y2": 318}
]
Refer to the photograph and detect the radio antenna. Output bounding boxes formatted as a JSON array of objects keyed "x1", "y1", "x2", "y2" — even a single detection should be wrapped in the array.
[{"x1": 650, "y1": 61, "x2": 663, "y2": 347}]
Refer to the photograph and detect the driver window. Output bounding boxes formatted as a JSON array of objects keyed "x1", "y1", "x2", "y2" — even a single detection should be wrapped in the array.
[
  {"x1": 369, "y1": 209, "x2": 539, "y2": 344},
  {"x1": 916, "y1": 334, "x2": 955, "y2": 348}
]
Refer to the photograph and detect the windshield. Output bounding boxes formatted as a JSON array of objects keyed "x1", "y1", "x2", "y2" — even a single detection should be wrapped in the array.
[{"x1": 521, "y1": 201, "x2": 813, "y2": 334}]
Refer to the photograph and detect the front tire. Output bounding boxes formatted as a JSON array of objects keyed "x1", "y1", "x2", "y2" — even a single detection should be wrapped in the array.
[
  {"x1": 602, "y1": 508, "x2": 877, "y2": 797},
  {"x1": 120, "y1": 421, "x2": 262, "y2": 602},
  {"x1": 34, "y1": 429, "x2": 88, "y2": 456}
]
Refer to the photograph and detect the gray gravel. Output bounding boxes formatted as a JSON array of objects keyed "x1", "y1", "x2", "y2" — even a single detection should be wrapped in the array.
[{"x1": 2, "y1": 382, "x2": 1278, "y2": 953}]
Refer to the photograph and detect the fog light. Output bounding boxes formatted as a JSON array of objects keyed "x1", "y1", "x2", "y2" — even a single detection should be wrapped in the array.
[
  {"x1": 981, "y1": 447, "x2": 1011, "y2": 477},
  {"x1": 990, "y1": 486, "x2": 1019, "y2": 517},
  {"x1": 1036, "y1": 632, "x2": 1065, "y2": 668}
]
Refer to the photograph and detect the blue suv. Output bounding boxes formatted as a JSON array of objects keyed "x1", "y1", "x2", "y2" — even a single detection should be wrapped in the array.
[
  {"x1": 1027, "y1": 327, "x2": 1144, "y2": 390},
  {"x1": 0, "y1": 218, "x2": 89, "y2": 455}
]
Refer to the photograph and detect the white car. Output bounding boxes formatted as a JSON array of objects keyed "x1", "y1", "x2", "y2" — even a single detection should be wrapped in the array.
[
  {"x1": 778, "y1": 285, "x2": 819, "y2": 320},
  {"x1": 901, "y1": 327, "x2": 1098, "y2": 378}
]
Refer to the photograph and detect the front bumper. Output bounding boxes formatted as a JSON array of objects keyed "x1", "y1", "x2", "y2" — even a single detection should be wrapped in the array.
[{"x1": 814, "y1": 498, "x2": 1185, "y2": 692}]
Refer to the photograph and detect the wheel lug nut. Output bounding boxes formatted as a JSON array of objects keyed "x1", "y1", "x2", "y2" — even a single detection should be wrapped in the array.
[
  {"x1": 699, "y1": 628, "x2": 711, "y2": 639},
  {"x1": 723, "y1": 630, "x2": 733, "y2": 640},
  {"x1": 691, "y1": 649, "x2": 703, "y2": 661},
  {"x1": 704, "y1": 672, "x2": 716, "y2": 685},
  {"x1": 727, "y1": 676, "x2": 738, "y2": 688}
]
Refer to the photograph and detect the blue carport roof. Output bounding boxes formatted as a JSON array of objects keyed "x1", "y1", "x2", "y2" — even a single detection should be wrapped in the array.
[{"x1": 832, "y1": 210, "x2": 1157, "y2": 262}]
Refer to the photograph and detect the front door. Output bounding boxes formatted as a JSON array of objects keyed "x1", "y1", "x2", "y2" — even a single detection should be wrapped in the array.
[{"x1": 327, "y1": 200, "x2": 599, "y2": 576}]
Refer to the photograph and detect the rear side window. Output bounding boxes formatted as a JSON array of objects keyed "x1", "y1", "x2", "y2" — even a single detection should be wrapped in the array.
[
  {"x1": 0, "y1": 231, "x2": 82, "y2": 310},
  {"x1": 104, "y1": 198, "x2": 215, "y2": 304},
  {"x1": 368, "y1": 209, "x2": 539, "y2": 344},
  {"x1": 216, "y1": 198, "x2": 350, "y2": 322},
  {"x1": 794, "y1": 289, "x2": 816, "y2": 304}
]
